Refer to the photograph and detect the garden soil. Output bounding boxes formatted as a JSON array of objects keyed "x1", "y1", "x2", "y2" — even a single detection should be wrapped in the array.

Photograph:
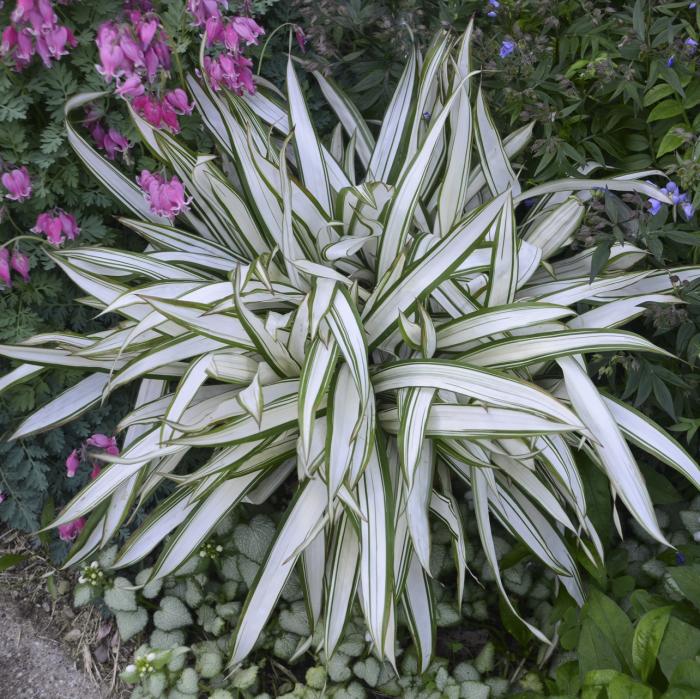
[{"x1": 0, "y1": 589, "x2": 110, "y2": 698}]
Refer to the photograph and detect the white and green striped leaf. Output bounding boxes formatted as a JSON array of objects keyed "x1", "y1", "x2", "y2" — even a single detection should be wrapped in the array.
[{"x1": 231, "y1": 476, "x2": 328, "y2": 665}]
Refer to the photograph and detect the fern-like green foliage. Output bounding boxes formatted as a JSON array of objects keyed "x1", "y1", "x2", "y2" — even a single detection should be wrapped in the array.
[{"x1": 2, "y1": 28, "x2": 700, "y2": 668}]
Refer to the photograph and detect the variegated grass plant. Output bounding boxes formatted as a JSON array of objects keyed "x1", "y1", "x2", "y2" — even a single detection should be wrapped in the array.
[{"x1": 2, "y1": 26, "x2": 700, "y2": 668}]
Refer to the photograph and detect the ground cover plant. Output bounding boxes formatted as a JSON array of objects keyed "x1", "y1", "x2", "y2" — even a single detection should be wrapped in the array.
[
  {"x1": 2, "y1": 18, "x2": 700, "y2": 681},
  {"x1": 62, "y1": 485, "x2": 700, "y2": 698}
]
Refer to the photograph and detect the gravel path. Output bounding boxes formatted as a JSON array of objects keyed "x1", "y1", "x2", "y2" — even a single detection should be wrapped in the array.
[{"x1": 0, "y1": 591, "x2": 109, "y2": 699}]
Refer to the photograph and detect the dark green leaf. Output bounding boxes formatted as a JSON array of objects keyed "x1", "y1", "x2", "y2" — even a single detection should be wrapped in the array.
[
  {"x1": 590, "y1": 243, "x2": 612, "y2": 282},
  {"x1": 583, "y1": 590, "x2": 634, "y2": 673},
  {"x1": 658, "y1": 618, "x2": 700, "y2": 680},
  {"x1": 643, "y1": 84, "x2": 675, "y2": 107},
  {"x1": 579, "y1": 619, "x2": 623, "y2": 678},
  {"x1": 656, "y1": 124, "x2": 687, "y2": 157},
  {"x1": 664, "y1": 659, "x2": 700, "y2": 699},
  {"x1": 608, "y1": 673, "x2": 653, "y2": 699},
  {"x1": 668, "y1": 565, "x2": 700, "y2": 612},
  {"x1": 632, "y1": 606, "x2": 672, "y2": 681},
  {"x1": 647, "y1": 100, "x2": 685, "y2": 123}
]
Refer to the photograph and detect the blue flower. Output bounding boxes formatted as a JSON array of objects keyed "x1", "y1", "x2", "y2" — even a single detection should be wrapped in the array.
[
  {"x1": 499, "y1": 40, "x2": 516, "y2": 58},
  {"x1": 682, "y1": 201, "x2": 695, "y2": 220},
  {"x1": 648, "y1": 198, "x2": 663, "y2": 216},
  {"x1": 668, "y1": 55, "x2": 675, "y2": 67},
  {"x1": 685, "y1": 37, "x2": 699, "y2": 54},
  {"x1": 489, "y1": 0, "x2": 500, "y2": 6},
  {"x1": 487, "y1": 10, "x2": 497, "y2": 17},
  {"x1": 422, "y1": 111, "x2": 432, "y2": 121},
  {"x1": 668, "y1": 184, "x2": 685, "y2": 205},
  {"x1": 690, "y1": 2, "x2": 697, "y2": 9}
]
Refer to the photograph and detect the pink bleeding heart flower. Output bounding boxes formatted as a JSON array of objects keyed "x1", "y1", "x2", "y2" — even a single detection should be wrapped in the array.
[
  {"x1": 143, "y1": 46, "x2": 160, "y2": 81},
  {"x1": 221, "y1": 22, "x2": 240, "y2": 52},
  {"x1": 86, "y1": 433, "x2": 119, "y2": 456},
  {"x1": 237, "y1": 55, "x2": 255, "y2": 93},
  {"x1": 115, "y1": 73, "x2": 145, "y2": 98},
  {"x1": 295, "y1": 26, "x2": 307, "y2": 53},
  {"x1": 137, "y1": 169, "x2": 191, "y2": 220},
  {"x1": 202, "y1": 52, "x2": 255, "y2": 94},
  {"x1": 153, "y1": 39, "x2": 171, "y2": 70},
  {"x1": 10, "y1": 249, "x2": 30, "y2": 282},
  {"x1": 218, "y1": 52, "x2": 239, "y2": 83},
  {"x1": 34, "y1": 34, "x2": 53, "y2": 68},
  {"x1": 32, "y1": 212, "x2": 64, "y2": 245},
  {"x1": 0, "y1": 491, "x2": 6, "y2": 504},
  {"x1": 0, "y1": 26, "x2": 18, "y2": 56},
  {"x1": 161, "y1": 177, "x2": 191, "y2": 217},
  {"x1": 43, "y1": 24, "x2": 72, "y2": 60},
  {"x1": 96, "y1": 23, "x2": 128, "y2": 80},
  {"x1": 231, "y1": 16, "x2": 264, "y2": 45},
  {"x1": 137, "y1": 19, "x2": 158, "y2": 49},
  {"x1": 32, "y1": 212, "x2": 52, "y2": 233},
  {"x1": 159, "y1": 100, "x2": 181, "y2": 133},
  {"x1": 0, "y1": 248, "x2": 11, "y2": 288},
  {"x1": 32, "y1": 210, "x2": 78, "y2": 246},
  {"x1": 11, "y1": 0, "x2": 35, "y2": 24},
  {"x1": 204, "y1": 14, "x2": 224, "y2": 44},
  {"x1": 2, "y1": 166, "x2": 32, "y2": 201},
  {"x1": 58, "y1": 517, "x2": 86, "y2": 542},
  {"x1": 102, "y1": 129, "x2": 130, "y2": 160},
  {"x1": 97, "y1": 42, "x2": 125, "y2": 79},
  {"x1": 95, "y1": 22, "x2": 118, "y2": 51},
  {"x1": 165, "y1": 88, "x2": 194, "y2": 115},
  {"x1": 65, "y1": 448, "x2": 81, "y2": 477},
  {"x1": 35, "y1": 0, "x2": 58, "y2": 29},
  {"x1": 2, "y1": 0, "x2": 76, "y2": 71},
  {"x1": 57, "y1": 210, "x2": 80, "y2": 240},
  {"x1": 203, "y1": 55, "x2": 224, "y2": 91},
  {"x1": 133, "y1": 93, "x2": 162, "y2": 127},
  {"x1": 14, "y1": 27, "x2": 35, "y2": 67},
  {"x1": 136, "y1": 169, "x2": 164, "y2": 191},
  {"x1": 187, "y1": 0, "x2": 227, "y2": 26},
  {"x1": 87, "y1": 119, "x2": 106, "y2": 148},
  {"x1": 86, "y1": 433, "x2": 118, "y2": 451},
  {"x1": 90, "y1": 463, "x2": 101, "y2": 480},
  {"x1": 119, "y1": 32, "x2": 145, "y2": 68}
]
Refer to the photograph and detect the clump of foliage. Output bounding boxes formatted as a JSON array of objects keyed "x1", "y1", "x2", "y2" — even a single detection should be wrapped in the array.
[{"x1": 3, "y1": 23, "x2": 700, "y2": 671}]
